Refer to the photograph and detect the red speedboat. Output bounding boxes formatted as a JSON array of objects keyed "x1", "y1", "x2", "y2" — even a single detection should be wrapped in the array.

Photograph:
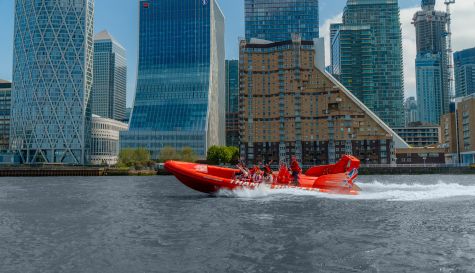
[{"x1": 165, "y1": 155, "x2": 361, "y2": 195}]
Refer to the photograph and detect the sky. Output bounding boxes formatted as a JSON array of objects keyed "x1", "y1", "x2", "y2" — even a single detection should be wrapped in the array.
[{"x1": 1, "y1": 0, "x2": 475, "y2": 107}]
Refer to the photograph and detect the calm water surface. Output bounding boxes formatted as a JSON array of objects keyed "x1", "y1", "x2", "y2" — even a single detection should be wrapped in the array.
[{"x1": 0, "y1": 175, "x2": 475, "y2": 273}]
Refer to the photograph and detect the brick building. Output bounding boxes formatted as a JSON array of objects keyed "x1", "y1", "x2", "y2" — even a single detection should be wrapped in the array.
[{"x1": 239, "y1": 36, "x2": 408, "y2": 165}]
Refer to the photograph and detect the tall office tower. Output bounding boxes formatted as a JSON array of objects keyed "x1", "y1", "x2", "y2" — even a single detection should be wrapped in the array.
[
  {"x1": 331, "y1": 0, "x2": 405, "y2": 128},
  {"x1": 10, "y1": 0, "x2": 94, "y2": 164},
  {"x1": 121, "y1": 0, "x2": 225, "y2": 159},
  {"x1": 225, "y1": 60, "x2": 239, "y2": 147},
  {"x1": 239, "y1": 37, "x2": 408, "y2": 165},
  {"x1": 0, "y1": 80, "x2": 11, "y2": 152},
  {"x1": 413, "y1": 0, "x2": 449, "y2": 125},
  {"x1": 245, "y1": 0, "x2": 319, "y2": 42},
  {"x1": 454, "y1": 47, "x2": 475, "y2": 98},
  {"x1": 404, "y1": 97, "x2": 419, "y2": 126},
  {"x1": 92, "y1": 30, "x2": 127, "y2": 121},
  {"x1": 329, "y1": 23, "x2": 342, "y2": 78}
]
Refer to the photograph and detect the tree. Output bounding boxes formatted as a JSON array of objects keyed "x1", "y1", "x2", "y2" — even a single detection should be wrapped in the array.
[
  {"x1": 118, "y1": 148, "x2": 135, "y2": 167},
  {"x1": 207, "y1": 146, "x2": 234, "y2": 165},
  {"x1": 226, "y1": 146, "x2": 240, "y2": 164},
  {"x1": 180, "y1": 147, "x2": 197, "y2": 163},
  {"x1": 134, "y1": 148, "x2": 151, "y2": 165},
  {"x1": 118, "y1": 148, "x2": 152, "y2": 168},
  {"x1": 159, "y1": 146, "x2": 180, "y2": 162}
]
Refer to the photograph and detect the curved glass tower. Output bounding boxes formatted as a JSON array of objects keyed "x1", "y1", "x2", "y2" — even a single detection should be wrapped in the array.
[
  {"x1": 121, "y1": 0, "x2": 225, "y2": 158},
  {"x1": 10, "y1": 0, "x2": 94, "y2": 164}
]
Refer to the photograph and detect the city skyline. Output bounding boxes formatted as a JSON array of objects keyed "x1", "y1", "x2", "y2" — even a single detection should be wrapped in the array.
[{"x1": 3, "y1": 0, "x2": 474, "y2": 107}]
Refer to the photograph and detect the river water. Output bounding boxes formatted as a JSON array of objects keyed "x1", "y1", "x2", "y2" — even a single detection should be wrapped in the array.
[{"x1": 0, "y1": 175, "x2": 474, "y2": 273}]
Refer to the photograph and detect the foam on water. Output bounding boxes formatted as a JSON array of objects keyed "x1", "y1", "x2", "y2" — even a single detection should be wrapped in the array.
[{"x1": 217, "y1": 180, "x2": 475, "y2": 202}]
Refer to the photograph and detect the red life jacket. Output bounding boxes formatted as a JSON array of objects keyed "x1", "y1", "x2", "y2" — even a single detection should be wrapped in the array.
[
  {"x1": 291, "y1": 160, "x2": 301, "y2": 173},
  {"x1": 277, "y1": 165, "x2": 291, "y2": 184}
]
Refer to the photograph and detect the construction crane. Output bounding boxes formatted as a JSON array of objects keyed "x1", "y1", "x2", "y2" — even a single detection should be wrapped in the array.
[{"x1": 445, "y1": 0, "x2": 455, "y2": 100}]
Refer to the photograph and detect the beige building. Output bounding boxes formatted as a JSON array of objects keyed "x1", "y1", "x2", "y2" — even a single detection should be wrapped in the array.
[
  {"x1": 91, "y1": 115, "x2": 128, "y2": 165},
  {"x1": 441, "y1": 94, "x2": 475, "y2": 164},
  {"x1": 239, "y1": 36, "x2": 408, "y2": 165}
]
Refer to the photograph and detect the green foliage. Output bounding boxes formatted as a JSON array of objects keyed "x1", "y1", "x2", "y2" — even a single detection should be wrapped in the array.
[
  {"x1": 207, "y1": 146, "x2": 240, "y2": 165},
  {"x1": 118, "y1": 148, "x2": 152, "y2": 168},
  {"x1": 158, "y1": 146, "x2": 198, "y2": 163},
  {"x1": 180, "y1": 147, "x2": 198, "y2": 163},
  {"x1": 226, "y1": 146, "x2": 240, "y2": 164},
  {"x1": 158, "y1": 146, "x2": 180, "y2": 163}
]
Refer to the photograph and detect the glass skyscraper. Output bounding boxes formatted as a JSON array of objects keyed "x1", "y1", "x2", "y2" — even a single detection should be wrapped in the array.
[
  {"x1": 0, "y1": 80, "x2": 11, "y2": 152},
  {"x1": 92, "y1": 30, "x2": 127, "y2": 122},
  {"x1": 121, "y1": 0, "x2": 225, "y2": 158},
  {"x1": 454, "y1": 47, "x2": 475, "y2": 98},
  {"x1": 225, "y1": 60, "x2": 239, "y2": 147},
  {"x1": 413, "y1": 0, "x2": 449, "y2": 125},
  {"x1": 245, "y1": 0, "x2": 319, "y2": 42},
  {"x1": 10, "y1": 0, "x2": 94, "y2": 164},
  {"x1": 331, "y1": 0, "x2": 405, "y2": 128}
]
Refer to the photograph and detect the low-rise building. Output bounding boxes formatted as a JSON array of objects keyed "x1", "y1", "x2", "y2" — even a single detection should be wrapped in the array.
[
  {"x1": 440, "y1": 94, "x2": 475, "y2": 164},
  {"x1": 440, "y1": 112, "x2": 457, "y2": 163},
  {"x1": 239, "y1": 36, "x2": 408, "y2": 165},
  {"x1": 396, "y1": 147, "x2": 446, "y2": 165},
  {"x1": 91, "y1": 115, "x2": 128, "y2": 165},
  {"x1": 393, "y1": 123, "x2": 440, "y2": 148}
]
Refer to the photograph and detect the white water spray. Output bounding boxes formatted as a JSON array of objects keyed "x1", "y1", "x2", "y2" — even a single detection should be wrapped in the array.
[{"x1": 217, "y1": 180, "x2": 475, "y2": 202}]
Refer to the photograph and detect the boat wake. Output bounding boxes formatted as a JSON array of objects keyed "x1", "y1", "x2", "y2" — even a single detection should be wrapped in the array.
[{"x1": 217, "y1": 181, "x2": 475, "y2": 201}]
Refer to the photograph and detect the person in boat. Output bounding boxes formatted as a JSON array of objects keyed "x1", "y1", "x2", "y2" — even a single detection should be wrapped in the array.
[
  {"x1": 277, "y1": 161, "x2": 291, "y2": 184},
  {"x1": 290, "y1": 156, "x2": 302, "y2": 186},
  {"x1": 250, "y1": 164, "x2": 263, "y2": 183},
  {"x1": 262, "y1": 160, "x2": 274, "y2": 184},
  {"x1": 235, "y1": 161, "x2": 250, "y2": 180}
]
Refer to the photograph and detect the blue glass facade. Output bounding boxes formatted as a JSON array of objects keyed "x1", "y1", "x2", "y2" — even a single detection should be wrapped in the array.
[
  {"x1": 332, "y1": 0, "x2": 405, "y2": 128},
  {"x1": 225, "y1": 60, "x2": 239, "y2": 147},
  {"x1": 0, "y1": 80, "x2": 11, "y2": 152},
  {"x1": 245, "y1": 0, "x2": 319, "y2": 42},
  {"x1": 92, "y1": 31, "x2": 127, "y2": 122},
  {"x1": 416, "y1": 54, "x2": 443, "y2": 124},
  {"x1": 454, "y1": 47, "x2": 475, "y2": 98},
  {"x1": 121, "y1": 0, "x2": 225, "y2": 158},
  {"x1": 10, "y1": 0, "x2": 94, "y2": 164}
]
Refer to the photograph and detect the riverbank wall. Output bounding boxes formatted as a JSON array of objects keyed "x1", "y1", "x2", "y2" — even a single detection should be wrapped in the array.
[
  {"x1": 0, "y1": 166, "x2": 473, "y2": 177},
  {"x1": 0, "y1": 166, "x2": 158, "y2": 177},
  {"x1": 359, "y1": 166, "x2": 475, "y2": 175}
]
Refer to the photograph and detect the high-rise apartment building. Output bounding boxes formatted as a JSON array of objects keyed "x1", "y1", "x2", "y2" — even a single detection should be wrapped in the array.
[
  {"x1": 92, "y1": 30, "x2": 127, "y2": 121},
  {"x1": 239, "y1": 37, "x2": 408, "y2": 165},
  {"x1": 245, "y1": 0, "x2": 319, "y2": 42},
  {"x1": 413, "y1": 0, "x2": 449, "y2": 125},
  {"x1": 121, "y1": 0, "x2": 225, "y2": 159},
  {"x1": 331, "y1": 0, "x2": 405, "y2": 128},
  {"x1": 454, "y1": 47, "x2": 475, "y2": 98},
  {"x1": 10, "y1": 0, "x2": 94, "y2": 164},
  {"x1": 0, "y1": 80, "x2": 11, "y2": 152},
  {"x1": 404, "y1": 97, "x2": 419, "y2": 126},
  {"x1": 225, "y1": 60, "x2": 239, "y2": 147}
]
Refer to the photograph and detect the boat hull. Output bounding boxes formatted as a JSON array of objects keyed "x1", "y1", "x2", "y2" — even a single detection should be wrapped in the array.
[{"x1": 165, "y1": 156, "x2": 361, "y2": 196}]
